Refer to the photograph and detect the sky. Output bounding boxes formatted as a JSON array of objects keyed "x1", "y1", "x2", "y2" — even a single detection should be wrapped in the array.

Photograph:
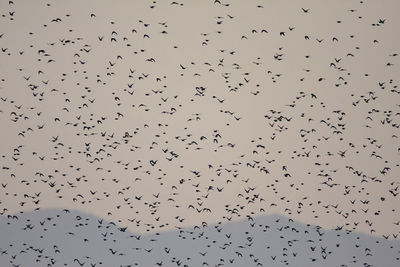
[{"x1": 1, "y1": 0, "x2": 400, "y2": 242}]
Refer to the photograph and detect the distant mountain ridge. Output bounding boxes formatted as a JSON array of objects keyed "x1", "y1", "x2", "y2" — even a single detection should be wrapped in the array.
[{"x1": 0, "y1": 209, "x2": 399, "y2": 267}]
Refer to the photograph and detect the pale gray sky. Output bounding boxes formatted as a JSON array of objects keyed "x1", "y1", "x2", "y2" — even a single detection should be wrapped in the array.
[{"x1": 1, "y1": 0, "x2": 399, "y2": 244}]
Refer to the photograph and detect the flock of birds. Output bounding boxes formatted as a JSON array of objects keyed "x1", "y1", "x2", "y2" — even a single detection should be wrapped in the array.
[{"x1": 0, "y1": 0, "x2": 399, "y2": 266}]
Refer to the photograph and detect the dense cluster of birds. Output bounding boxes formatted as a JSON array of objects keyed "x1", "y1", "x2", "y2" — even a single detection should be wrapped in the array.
[
  {"x1": 0, "y1": 0, "x2": 399, "y2": 266},
  {"x1": 1, "y1": 209, "x2": 399, "y2": 267}
]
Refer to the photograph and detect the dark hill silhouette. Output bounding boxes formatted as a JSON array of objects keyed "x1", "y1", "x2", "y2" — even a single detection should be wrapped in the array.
[{"x1": 0, "y1": 209, "x2": 399, "y2": 266}]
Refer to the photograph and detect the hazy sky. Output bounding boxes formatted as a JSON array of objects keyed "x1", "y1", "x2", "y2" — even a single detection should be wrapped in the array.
[{"x1": 1, "y1": 0, "x2": 400, "y2": 241}]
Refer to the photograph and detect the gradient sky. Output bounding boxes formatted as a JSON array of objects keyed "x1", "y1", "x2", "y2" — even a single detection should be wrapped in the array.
[{"x1": 1, "y1": 0, "x2": 400, "y2": 241}]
